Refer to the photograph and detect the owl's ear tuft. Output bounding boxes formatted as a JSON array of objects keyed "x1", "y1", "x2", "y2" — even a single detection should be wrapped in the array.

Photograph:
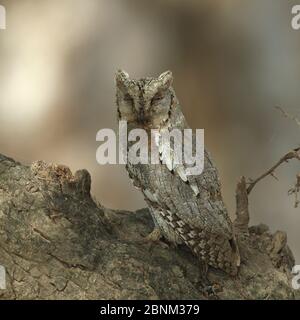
[
  {"x1": 158, "y1": 70, "x2": 173, "y2": 90},
  {"x1": 116, "y1": 69, "x2": 130, "y2": 89}
]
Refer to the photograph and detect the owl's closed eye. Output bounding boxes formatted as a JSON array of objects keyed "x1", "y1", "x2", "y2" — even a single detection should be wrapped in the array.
[{"x1": 116, "y1": 70, "x2": 174, "y2": 127}]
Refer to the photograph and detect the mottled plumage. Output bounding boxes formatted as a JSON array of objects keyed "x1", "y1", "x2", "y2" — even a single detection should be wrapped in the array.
[{"x1": 115, "y1": 70, "x2": 240, "y2": 275}]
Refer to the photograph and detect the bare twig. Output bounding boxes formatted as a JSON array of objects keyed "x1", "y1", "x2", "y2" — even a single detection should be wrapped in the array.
[
  {"x1": 288, "y1": 174, "x2": 300, "y2": 208},
  {"x1": 275, "y1": 106, "x2": 300, "y2": 127},
  {"x1": 247, "y1": 148, "x2": 300, "y2": 195}
]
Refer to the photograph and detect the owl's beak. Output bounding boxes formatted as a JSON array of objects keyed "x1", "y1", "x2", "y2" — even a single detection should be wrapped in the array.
[{"x1": 137, "y1": 109, "x2": 145, "y2": 123}]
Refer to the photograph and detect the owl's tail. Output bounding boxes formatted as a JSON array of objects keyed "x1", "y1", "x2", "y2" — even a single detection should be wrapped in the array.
[{"x1": 157, "y1": 209, "x2": 241, "y2": 276}]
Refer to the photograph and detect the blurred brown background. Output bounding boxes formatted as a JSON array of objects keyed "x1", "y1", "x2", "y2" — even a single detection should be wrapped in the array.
[{"x1": 0, "y1": 0, "x2": 299, "y2": 260}]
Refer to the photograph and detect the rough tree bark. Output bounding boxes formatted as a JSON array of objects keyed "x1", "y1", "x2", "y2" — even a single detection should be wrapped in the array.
[{"x1": 0, "y1": 153, "x2": 298, "y2": 299}]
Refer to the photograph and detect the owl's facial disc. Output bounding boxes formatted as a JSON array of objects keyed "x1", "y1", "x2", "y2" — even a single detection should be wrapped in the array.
[{"x1": 116, "y1": 70, "x2": 174, "y2": 128}]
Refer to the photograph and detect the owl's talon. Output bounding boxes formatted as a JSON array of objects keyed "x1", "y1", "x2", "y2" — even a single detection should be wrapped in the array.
[
  {"x1": 196, "y1": 277, "x2": 221, "y2": 299},
  {"x1": 203, "y1": 284, "x2": 220, "y2": 299}
]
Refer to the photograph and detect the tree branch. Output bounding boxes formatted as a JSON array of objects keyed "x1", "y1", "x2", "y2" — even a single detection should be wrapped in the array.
[
  {"x1": 0, "y1": 154, "x2": 298, "y2": 299},
  {"x1": 246, "y1": 148, "x2": 300, "y2": 195}
]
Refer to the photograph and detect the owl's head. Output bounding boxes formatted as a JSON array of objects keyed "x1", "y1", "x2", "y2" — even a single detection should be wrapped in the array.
[{"x1": 115, "y1": 70, "x2": 176, "y2": 129}]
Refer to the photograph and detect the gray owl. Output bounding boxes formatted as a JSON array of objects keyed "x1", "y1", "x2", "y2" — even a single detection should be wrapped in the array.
[{"x1": 115, "y1": 70, "x2": 240, "y2": 275}]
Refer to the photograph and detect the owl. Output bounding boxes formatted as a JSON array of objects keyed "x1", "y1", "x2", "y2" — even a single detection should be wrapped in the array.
[{"x1": 115, "y1": 70, "x2": 240, "y2": 275}]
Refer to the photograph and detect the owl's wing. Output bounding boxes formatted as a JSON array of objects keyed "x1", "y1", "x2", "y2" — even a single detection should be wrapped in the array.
[{"x1": 155, "y1": 131, "x2": 234, "y2": 239}]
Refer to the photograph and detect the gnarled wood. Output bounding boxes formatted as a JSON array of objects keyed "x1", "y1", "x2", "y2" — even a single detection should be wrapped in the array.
[{"x1": 0, "y1": 154, "x2": 298, "y2": 299}]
